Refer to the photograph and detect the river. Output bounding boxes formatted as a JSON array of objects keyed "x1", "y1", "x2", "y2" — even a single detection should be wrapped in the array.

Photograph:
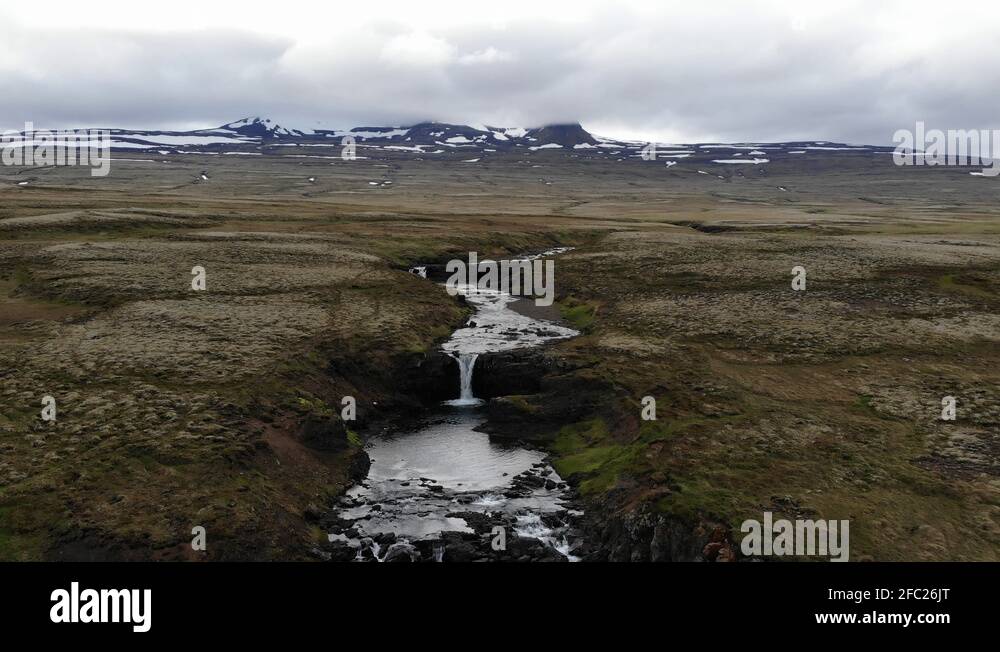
[{"x1": 326, "y1": 249, "x2": 584, "y2": 562}]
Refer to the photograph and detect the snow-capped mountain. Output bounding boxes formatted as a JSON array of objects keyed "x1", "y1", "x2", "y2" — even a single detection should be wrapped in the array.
[
  {"x1": 7, "y1": 116, "x2": 894, "y2": 166},
  {"x1": 208, "y1": 118, "x2": 606, "y2": 150},
  {"x1": 219, "y1": 117, "x2": 308, "y2": 138}
]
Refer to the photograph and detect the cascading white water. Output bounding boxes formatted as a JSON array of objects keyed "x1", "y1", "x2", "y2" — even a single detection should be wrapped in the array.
[
  {"x1": 457, "y1": 353, "x2": 478, "y2": 401},
  {"x1": 438, "y1": 249, "x2": 578, "y2": 409},
  {"x1": 445, "y1": 352, "x2": 482, "y2": 407}
]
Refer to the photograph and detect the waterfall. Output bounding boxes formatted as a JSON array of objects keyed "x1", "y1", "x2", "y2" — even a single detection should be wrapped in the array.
[
  {"x1": 457, "y1": 353, "x2": 478, "y2": 401},
  {"x1": 445, "y1": 352, "x2": 483, "y2": 406}
]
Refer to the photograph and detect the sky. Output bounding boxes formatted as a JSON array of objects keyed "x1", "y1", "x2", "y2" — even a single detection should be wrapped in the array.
[{"x1": 2, "y1": 0, "x2": 999, "y2": 144}]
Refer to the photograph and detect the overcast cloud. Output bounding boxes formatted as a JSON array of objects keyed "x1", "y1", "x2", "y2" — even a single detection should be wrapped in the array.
[{"x1": 2, "y1": 0, "x2": 998, "y2": 144}]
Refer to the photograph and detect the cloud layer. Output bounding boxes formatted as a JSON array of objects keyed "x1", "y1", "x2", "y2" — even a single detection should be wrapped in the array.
[{"x1": 3, "y1": 0, "x2": 998, "y2": 144}]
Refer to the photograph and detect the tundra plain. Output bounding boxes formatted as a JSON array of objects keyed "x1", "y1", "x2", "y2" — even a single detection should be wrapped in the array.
[{"x1": 1, "y1": 150, "x2": 998, "y2": 561}]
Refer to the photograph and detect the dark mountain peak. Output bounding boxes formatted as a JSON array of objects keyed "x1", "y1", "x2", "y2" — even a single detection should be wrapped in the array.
[
  {"x1": 526, "y1": 123, "x2": 597, "y2": 146},
  {"x1": 405, "y1": 122, "x2": 487, "y2": 138},
  {"x1": 219, "y1": 117, "x2": 301, "y2": 138}
]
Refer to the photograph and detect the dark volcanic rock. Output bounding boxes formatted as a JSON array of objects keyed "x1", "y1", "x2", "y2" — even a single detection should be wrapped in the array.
[
  {"x1": 445, "y1": 510, "x2": 510, "y2": 535},
  {"x1": 473, "y1": 349, "x2": 546, "y2": 398},
  {"x1": 399, "y1": 350, "x2": 460, "y2": 404},
  {"x1": 382, "y1": 541, "x2": 420, "y2": 562},
  {"x1": 348, "y1": 449, "x2": 372, "y2": 483},
  {"x1": 325, "y1": 543, "x2": 359, "y2": 562},
  {"x1": 583, "y1": 504, "x2": 736, "y2": 562},
  {"x1": 481, "y1": 369, "x2": 619, "y2": 442},
  {"x1": 439, "y1": 532, "x2": 481, "y2": 562}
]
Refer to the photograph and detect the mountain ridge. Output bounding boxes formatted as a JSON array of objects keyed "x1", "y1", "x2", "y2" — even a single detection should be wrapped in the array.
[{"x1": 4, "y1": 116, "x2": 896, "y2": 167}]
